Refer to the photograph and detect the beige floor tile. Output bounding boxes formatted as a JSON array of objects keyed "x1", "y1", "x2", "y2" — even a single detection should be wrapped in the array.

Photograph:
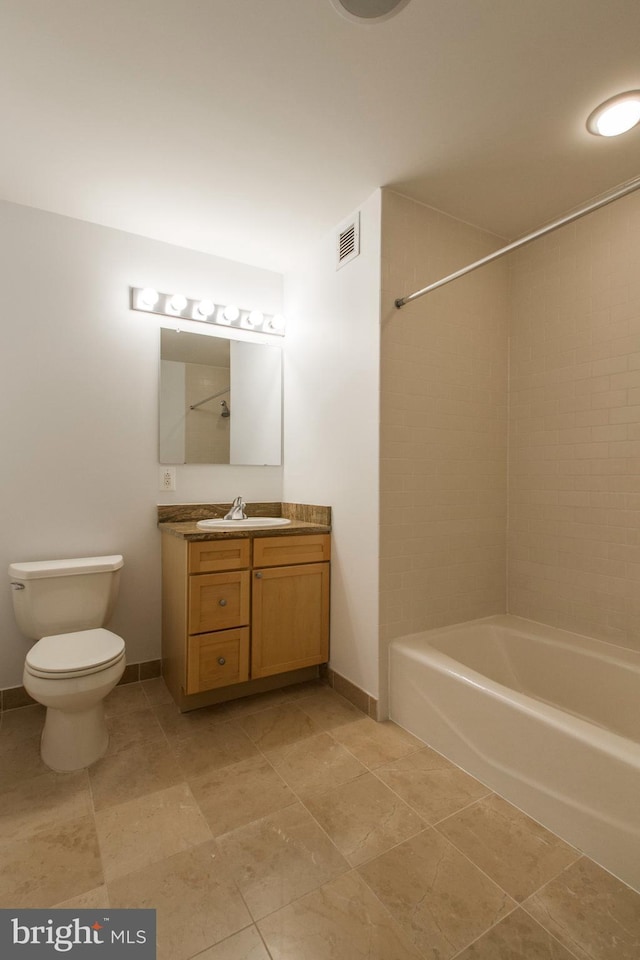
[
  {"x1": 358, "y1": 828, "x2": 515, "y2": 960},
  {"x1": 54, "y1": 885, "x2": 111, "y2": 909},
  {"x1": 375, "y1": 746, "x2": 492, "y2": 823},
  {"x1": 258, "y1": 870, "x2": 423, "y2": 960},
  {"x1": 193, "y1": 925, "x2": 271, "y2": 960},
  {"x1": 218, "y1": 801, "x2": 349, "y2": 920},
  {"x1": 0, "y1": 704, "x2": 46, "y2": 742},
  {"x1": 0, "y1": 769, "x2": 92, "y2": 842},
  {"x1": 104, "y1": 682, "x2": 149, "y2": 717},
  {"x1": 296, "y1": 688, "x2": 365, "y2": 730},
  {"x1": 330, "y1": 717, "x2": 423, "y2": 768},
  {"x1": 108, "y1": 840, "x2": 251, "y2": 960},
  {"x1": 206, "y1": 687, "x2": 305, "y2": 720},
  {"x1": 152, "y1": 701, "x2": 229, "y2": 739},
  {"x1": 0, "y1": 815, "x2": 103, "y2": 908},
  {"x1": 141, "y1": 677, "x2": 174, "y2": 705},
  {"x1": 0, "y1": 733, "x2": 48, "y2": 787},
  {"x1": 267, "y1": 731, "x2": 368, "y2": 798},
  {"x1": 304, "y1": 772, "x2": 424, "y2": 866},
  {"x1": 238, "y1": 703, "x2": 323, "y2": 751},
  {"x1": 89, "y1": 738, "x2": 184, "y2": 811},
  {"x1": 105, "y1": 706, "x2": 166, "y2": 754},
  {"x1": 189, "y1": 754, "x2": 296, "y2": 836},
  {"x1": 524, "y1": 857, "x2": 640, "y2": 960},
  {"x1": 437, "y1": 794, "x2": 580, "y2": 901},
  {"x1": 281, "y1": 679, "x2": 330, "y2": 700},
  {"x1": 455, "y1": 908, "x2": 579, "y2": 960},
  {"x1": 172, "y1": 722, "x2": 258, "y2": 778},
  {"x1": 95, "y1": 783, "x2": 212, "y2": 881}
]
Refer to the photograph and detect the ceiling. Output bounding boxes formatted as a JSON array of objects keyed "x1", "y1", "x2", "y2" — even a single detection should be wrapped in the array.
[{"x1": 1, "y1": 0, "x2": 639, "y2": 273}]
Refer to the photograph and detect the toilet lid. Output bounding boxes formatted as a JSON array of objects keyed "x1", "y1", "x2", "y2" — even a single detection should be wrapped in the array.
[{"x1": 26, "y1": 628, "x2": 125, "y2": 676}]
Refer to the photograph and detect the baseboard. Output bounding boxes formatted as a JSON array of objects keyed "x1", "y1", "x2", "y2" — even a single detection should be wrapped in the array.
[{"x1": 323, "y1": 666, "x2": 379, "y2": 720}]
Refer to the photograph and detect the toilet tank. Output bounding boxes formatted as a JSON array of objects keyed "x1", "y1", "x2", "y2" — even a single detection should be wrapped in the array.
[{"x1": 9, "y1": 555, "x2": 124, "y2": 640}]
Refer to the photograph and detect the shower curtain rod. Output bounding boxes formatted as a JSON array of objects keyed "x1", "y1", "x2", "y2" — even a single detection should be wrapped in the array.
[
  {"x1": 394, "y1": 174, "x2": 640, "y2": 309},
  {"x1": 189, "y1": 386, "x2": 229, "y2": 411}
]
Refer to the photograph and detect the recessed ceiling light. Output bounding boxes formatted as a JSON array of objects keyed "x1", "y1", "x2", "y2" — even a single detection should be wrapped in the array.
[
  {"x1": 586, "y1": 91, "x2": 640, "y2": 137},
  {"x1": 330, "y1": 0, "x2": 412, "y2": 24}
]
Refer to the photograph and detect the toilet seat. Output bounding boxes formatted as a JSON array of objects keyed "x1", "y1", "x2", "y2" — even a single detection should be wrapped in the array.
[{"x1": 25, "y1": 628, "x2": 125, "y2": 679}]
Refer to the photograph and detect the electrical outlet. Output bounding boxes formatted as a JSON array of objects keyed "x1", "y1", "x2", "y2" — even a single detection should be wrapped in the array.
[{"x1": 160, "y1": 467, "x2": 176, "y2": 491}]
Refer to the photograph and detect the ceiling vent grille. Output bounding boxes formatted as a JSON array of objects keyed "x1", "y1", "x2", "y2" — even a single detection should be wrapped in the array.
[{"x1": 336, "y1": 212, "x2": 360, "y2": 270}]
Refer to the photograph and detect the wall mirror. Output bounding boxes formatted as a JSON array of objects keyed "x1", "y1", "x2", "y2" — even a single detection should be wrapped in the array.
[{"x1": 159, "y1": 329, "x2": 282, "y2": 465}]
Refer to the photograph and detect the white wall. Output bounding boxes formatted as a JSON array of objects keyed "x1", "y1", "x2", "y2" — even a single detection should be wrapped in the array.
[
  {"x1": 283, "y1": 191, "x2": 382, "y2": 699},
  {"x1": 0, "y1": 200, "x2": 283, "y2": 688}
]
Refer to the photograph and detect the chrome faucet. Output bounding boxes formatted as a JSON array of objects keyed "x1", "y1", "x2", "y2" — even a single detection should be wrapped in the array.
[{"x1": 224, "y1": 496, "x2": 247, "y2": 520}]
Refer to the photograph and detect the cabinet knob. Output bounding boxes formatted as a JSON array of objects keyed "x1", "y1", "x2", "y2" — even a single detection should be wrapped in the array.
[
  {"x1": 217, "y1": 657, "x2": 226, "y2": 666},
  {"x1": 255, "y1": 572, "x2": 263, "y2": 579},
  {"x1": 218, "y1": 598, "x2": 227, "y2": 606}
]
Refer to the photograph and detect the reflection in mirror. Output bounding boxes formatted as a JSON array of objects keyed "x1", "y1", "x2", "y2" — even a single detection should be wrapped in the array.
[{"x1": 159, "y1": 329, "x2": 282, "y2": 465}]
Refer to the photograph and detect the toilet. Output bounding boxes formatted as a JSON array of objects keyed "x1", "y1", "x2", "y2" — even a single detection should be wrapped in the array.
[{"x1": 8, "y1": 555, "x2": 125, "y2": 772}]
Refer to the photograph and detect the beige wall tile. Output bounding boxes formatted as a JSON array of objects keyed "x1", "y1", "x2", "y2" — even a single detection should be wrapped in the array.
[
  {"x1": 380, "y1": 190, "x2": 509, "y2": 705},
  {"x1": 509, "y1": 191, "x2": 640, "y2": 650}
]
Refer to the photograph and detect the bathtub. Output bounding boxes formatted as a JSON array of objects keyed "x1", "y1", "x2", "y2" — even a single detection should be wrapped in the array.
[{"x1": 389, "y1": 614, "x2": 640, "y2": 892}]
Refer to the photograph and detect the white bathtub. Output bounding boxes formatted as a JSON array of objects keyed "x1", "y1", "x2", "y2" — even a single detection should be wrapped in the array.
[{"x1": 389, "y1": 614, "x2": 640, "y2": 892}]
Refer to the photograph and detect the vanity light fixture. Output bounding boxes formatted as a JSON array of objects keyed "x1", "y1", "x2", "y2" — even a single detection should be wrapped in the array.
[
  {"x1": 587, "y1": 90, "x2": 640, "y2": 137},
  {"x1": 140, "y1": 287, "x2": 159, "y2": 308},
  {"x1": 246, "y1": 310, "x2": 264, "y2": 328},
  {"x1": 130, "y1": 288, "x2": 286, "y2": 337},
  {"x1": 167, "y1": 293, "x2": 188, "y2": 313},
  {"x1": 268, "y1": 313, "x2": 286, "y2": 333},
  {"x1": 195, "y1": 299, "x2": 215, "y2": 319},
  {"x1": 223, "y1": 303, "x2": 240, "y2": 323}
]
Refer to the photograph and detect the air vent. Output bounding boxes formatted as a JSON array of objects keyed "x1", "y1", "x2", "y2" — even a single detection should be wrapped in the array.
[{"x1": 336, "y1": 212, "x2": 360, "y2": 270}]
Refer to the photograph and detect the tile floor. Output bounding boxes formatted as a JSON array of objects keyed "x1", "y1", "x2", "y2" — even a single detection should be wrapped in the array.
[{"x1": 1, "y1": 678, "x2": 639, "y2": 960}]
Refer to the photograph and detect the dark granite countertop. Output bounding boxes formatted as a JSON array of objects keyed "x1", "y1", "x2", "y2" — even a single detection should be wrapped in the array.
[{"x1": 157, "y1": 502, "x2": 331, "y2": 541}]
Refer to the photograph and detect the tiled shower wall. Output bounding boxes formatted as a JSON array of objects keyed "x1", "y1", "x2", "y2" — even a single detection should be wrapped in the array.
[
  {"x1": 380, "y1": 188, "x2": 640, "y2": 690},
  {"x1": 379, "y1": 190, "x2": 509, "y2": 691},
  {"x1": 508, "y1": 190, "x2": 640, "y2": 652}
]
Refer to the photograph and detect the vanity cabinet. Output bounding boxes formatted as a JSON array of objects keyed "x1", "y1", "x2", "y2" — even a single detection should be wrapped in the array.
[{"x1": 161, "y1": 531, "x2": 330, "y2": 706}]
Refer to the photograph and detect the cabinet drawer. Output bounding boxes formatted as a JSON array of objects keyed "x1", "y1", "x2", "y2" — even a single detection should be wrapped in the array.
[
  {"x1": 252, "y1": 534, "x2": 331, "y2": 568},
  {"x1": 189, "y1": 571, "x2": 250, "y2": 633},
  {"x1": 186, "y1": 628, "x2": 249, "y2": 694},
  {"x1": 189, "y1": 539, "x2": 250, "y2": 573}
]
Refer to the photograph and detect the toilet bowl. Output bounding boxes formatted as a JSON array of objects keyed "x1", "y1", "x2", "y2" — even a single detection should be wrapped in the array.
[
  {"x1": 9, "y1": 555, "x2": 126, "y2": 772},
  {"x1": 23, "y1": 627, "x2": 125, "y2": 771}
]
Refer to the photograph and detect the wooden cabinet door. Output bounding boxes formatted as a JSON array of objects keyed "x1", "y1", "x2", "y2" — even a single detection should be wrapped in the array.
[{"x1": 251, "y1": 563, "x2": 329, "y2": 678}]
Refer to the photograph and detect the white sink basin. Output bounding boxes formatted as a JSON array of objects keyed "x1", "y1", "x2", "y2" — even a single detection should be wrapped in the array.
[{"x1": 196, "y1": 517, "x2": 291, "y2": 530}]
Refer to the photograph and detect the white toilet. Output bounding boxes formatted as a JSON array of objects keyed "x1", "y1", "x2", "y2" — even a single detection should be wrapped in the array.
[{"x1": 8, "y1": 555, "x2": 126, "y2": 772}]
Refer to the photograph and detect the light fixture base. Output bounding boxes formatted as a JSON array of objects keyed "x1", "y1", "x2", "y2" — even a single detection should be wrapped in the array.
[
  {"x1": 586, "y1": 90, "x2": 640, "y2": 137},
  {"x1": 329, "y1": 0, "x2": 412, "y2": 24}
]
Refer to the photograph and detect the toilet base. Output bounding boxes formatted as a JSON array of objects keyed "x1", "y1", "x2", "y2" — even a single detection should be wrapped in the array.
[
  {"x1": 41, "y1": 702, "x2": 110, "y2": 772},
  {"x1": 24, "y1": 654, "x2": 125, "y2": 772}
]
